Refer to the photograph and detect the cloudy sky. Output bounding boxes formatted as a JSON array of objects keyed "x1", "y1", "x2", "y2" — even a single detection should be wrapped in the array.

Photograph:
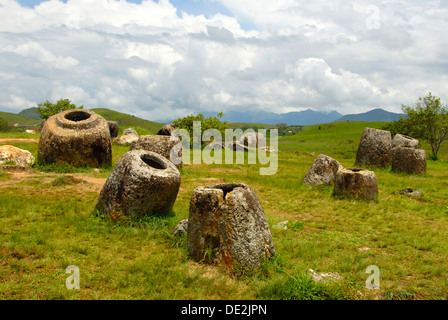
[{"x1": 0, "y1": 0, "x2": 447, "y2": 122}]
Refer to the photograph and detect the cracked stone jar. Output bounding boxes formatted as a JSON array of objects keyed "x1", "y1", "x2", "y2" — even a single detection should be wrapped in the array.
[{"x1": 187, "y1": 183, "x2": 276, "y2": 271}]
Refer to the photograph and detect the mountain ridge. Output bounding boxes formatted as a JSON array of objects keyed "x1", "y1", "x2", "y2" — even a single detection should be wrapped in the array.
[
  {"x1": 335, "y1": 108, "x2": 406, "y2": 123},
  {"x1": 4, "y1": 107, "x2": 405, "y2": 127},
  {"x1": 201, "y1": 108, "x2": 403, "y2": 125}
]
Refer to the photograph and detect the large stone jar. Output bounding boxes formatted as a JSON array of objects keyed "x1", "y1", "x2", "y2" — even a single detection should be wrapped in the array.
[
  {"x1": 38, "y1": 109, "x2": 112, "y2": 168},
  {"x1": 187, "y1": 183, "x2": 276, "y2": 271},
  {"x1": 95, "y1": 150, "x2": 181, "y2": 221},
  {"x1": 355, "y1": 127, "x2": 392, "y2": 168}
]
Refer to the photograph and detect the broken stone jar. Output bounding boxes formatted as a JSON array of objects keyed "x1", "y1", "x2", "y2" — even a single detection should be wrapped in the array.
[
  {"x1": 333, "y1": 168, "x2": 378, "y2": 201},
  {"x1": 187, "y1": 183, "x2": 276, "y2": 271}
]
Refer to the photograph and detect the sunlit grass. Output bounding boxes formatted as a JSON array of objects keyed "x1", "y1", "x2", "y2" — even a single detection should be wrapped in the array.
[{"x1": 1, "y1": 121, "x2": 448, "y2": 300}]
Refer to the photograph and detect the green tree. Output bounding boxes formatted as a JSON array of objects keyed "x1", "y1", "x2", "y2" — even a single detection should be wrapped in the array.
[
  {"x1": 37, "y1": 98, "x2": 83, "y2": 120},
  {"x1": 172, "y1": 112, "x2": 229, "y2": 148},
  {"x1": 386, "y1": 92, "x2": 448, "y2": 160},
  {"x1": 0, "y1": 117, "x2": 10, "y2": 132}
]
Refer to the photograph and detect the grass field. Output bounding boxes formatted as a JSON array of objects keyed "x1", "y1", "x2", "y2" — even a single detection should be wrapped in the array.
[{"x1": 0, "y1": 121, "x2": 447, "y2": 300}]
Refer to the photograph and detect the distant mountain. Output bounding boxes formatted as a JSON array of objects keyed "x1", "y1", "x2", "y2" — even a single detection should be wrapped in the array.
[
  {"x1": 18, "y1": 107, "x2": 41, "y2": 120},
  {"x1": 203, "y1": 109, "x2": 342, "y2": 126},
  {"x1": 335, "y1": 108, "x2": 406, "y2": 122},
  {"x1": 0, "y1": 111, "x2": 39, "y2": 125}
]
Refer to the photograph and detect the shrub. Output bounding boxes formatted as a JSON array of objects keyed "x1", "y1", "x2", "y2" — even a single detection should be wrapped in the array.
[{"x1": 37, "y1": 98, "x2": 83, "y2": 120}]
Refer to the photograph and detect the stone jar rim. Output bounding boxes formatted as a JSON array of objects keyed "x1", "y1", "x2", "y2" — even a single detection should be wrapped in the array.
[
  {"x1": 55, "y1": 109, "x2": 103, "y2": 130},
  {"x1": 127, "y1": 150, "x2": 180, "y2": 177}
]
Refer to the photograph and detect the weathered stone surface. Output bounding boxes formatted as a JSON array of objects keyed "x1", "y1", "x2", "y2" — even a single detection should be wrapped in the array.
[
  {"x1": 333, "y1": 168, "x2": 378, "y2": 200},
  {"x1": 187, "y1": 183, "x2": 276, "y2": 271},
  {"x1": 391, "y1": 147, "x2": 426, "y2": 175},
  {"x1": 0, "y1": 145, "x2": 35, "y2": 166},
  {"x1": 130, "y1": 135, "x2": 182, "y2": 169},
  {"x1": 392, "y1": 134, "x2": 419, "y2": 149},
  {"x1": 304, "y1": 154, "x2": 343, "y2": 186},
  {"x1": 355, "y1": 127, "x2": 392, "y2": 168},
  {"x1": 172, "y1": 219, "x2": 189, "y2": 237},
  {"x1": 113, "y1": 128, "x2": 140, "y2": 146},
  {"x1": 397, "y1": 187, "x2": 424, "y2": 197},
  {"x1": 240, "y1": 132, "x2": 266, "y2": 148},
  {"x1": 123, "y1": 128, "x2": 139, "y2": 136},
  {"x1": 107, "y1": 121, "x2": 119, "y2": 138},
  {"x1": 228, "y1": 141, "x2": 250, "y2": 152},
  {"x1": 157, "y1": 124, "x2": 177, "y2": 136},
  {"x1": 39, "y1": 120, "x2": 46, "y2": 133},
  {"x1": 38, "y1": 109, "x2": 112, "y2": 168},
  {"x1": 207, "y1": 141, "x2": 228, "y2": 149},
  {"x1": 95, "y1": 150, "x2": 181, "y2": 221}
]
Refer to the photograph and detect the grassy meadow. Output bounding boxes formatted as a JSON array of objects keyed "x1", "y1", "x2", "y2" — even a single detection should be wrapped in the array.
[{"x1": 0, "y1": 121, "x2": 447, "y2": 300}]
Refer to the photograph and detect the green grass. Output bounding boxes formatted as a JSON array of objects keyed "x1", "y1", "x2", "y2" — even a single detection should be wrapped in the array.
[{"x1": 1, "y1": 121, "x2": 448, "y2": 300}]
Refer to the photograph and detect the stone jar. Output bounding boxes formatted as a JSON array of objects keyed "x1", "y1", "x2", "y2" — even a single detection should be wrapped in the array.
[
  {"x1": 304, "y1": 154, "x2": 343, "y2": 186},
  {"x1": 355, "y1": 127, "x2": 392, "y2": 168},
  {"x1": 333, "y1": 168, "x2": 378, "y2": 201},
  {"x1": 107, "y1": 121, "x2": 119, "y2": 138},
  {"x1": 391, "y1": 147, "x2": 426, "y2": 175},
  {"x1": 38, "y1": 109, "x2": 112, "y2": 168},
  {"x1": 157, "y1": 124, "x2": 177, "y2": 136},
  {"x1": 187, "y1": 183, "x2": 276, "y2": 271},
  {"x1": 130, "y1": 135, "x2": 182, "y2": 169},
  {"x1": 240, "y1": 132, "x2": 266, "y2": 148},
  {"x1": 392, "y1": 134, "x2": 419, "y2": 149},
  {"x1": 95, "y1": 150, "x2": 181, "y2": 221}
]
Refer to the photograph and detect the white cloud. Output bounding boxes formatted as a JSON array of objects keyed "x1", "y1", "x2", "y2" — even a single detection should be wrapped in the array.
[
  {"x1": 0, "y1": 0, "x2": 447, "y2": 121},
  {"x1": 1, "y1": 41, "x2": 79, "y2": 70}
]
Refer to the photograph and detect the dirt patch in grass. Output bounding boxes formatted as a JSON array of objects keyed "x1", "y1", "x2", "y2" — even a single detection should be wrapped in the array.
[
  {"x1": 0, "y1": 138, "x2": 39, "y2": 143},
  {"x1": 0, "y1": 168, "x2": 106, "y2": 193}
]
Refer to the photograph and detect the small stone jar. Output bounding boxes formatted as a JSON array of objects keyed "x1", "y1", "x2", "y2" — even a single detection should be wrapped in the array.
[{"x1": 334, "y1": 168, "x2": 378, "y2": 201}]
